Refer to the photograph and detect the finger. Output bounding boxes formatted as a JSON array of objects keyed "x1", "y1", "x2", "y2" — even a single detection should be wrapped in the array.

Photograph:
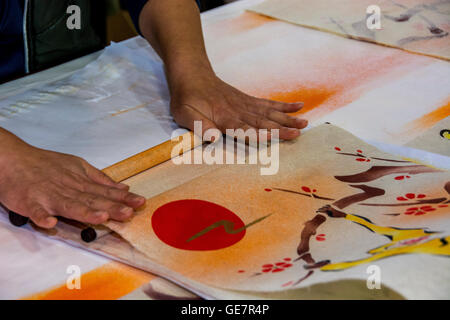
[
  {"x1": 82, "y1": 183, "x2": 145, "y2": 209},
  {"x1": 253, "y1": 99, "x2": 304, "y2": 114},
  {"x1": 276, "y1": 127, "x2": 301, "y2": 140},
  {"x1": 239, "y1": 111, "x2": 300, "y2": 140},
  {"x1": 83, "y1": 163, "x2": 129, "y2": 190},
  {"x1": 220, "y1": 119, "x2": 259, "y2": 144},
  {"x1": 250, "y1": 103, "x2": 307, "y2": 129},
  {"x1": 172, "y1": 104, "x2": 220, "y2": 141},
  {"x1": 29, "y1": 205, "x2": 58, "y2": 229},
  {"x1": 51, "y1": 195, "x2": 110, "y2": 225},
  {"x1": 76, "y1": 191, "x2": 134, "y2": 221},
  {"x1": 60, "y1": 171, "x2": 143, "y2": 208},
  {"x1": 265, "y1": 109, "x2": 308, "y2": 129},
  {"x1": 240, "y1": 110, "x2": 280, "y2": 130},
  {"x1": 219, "y1": 118, "x2": 280, "y2": 145}
]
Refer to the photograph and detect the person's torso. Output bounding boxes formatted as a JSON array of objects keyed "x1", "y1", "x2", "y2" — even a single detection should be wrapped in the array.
[
  {"x1": 0, "y1": 0, "x2": 26, "y2": 82},
  {"x1": 1, "y1": 0, "x2": 106, "y2": 84}
]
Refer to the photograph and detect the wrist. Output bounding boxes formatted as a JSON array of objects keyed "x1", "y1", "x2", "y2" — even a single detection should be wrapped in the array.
[
  {"x1": 0, "y1": 129, "x2": 30, "y2": 175},
  {"x1": 165, "y1": 55, "x2": 216, "y2": 93}
]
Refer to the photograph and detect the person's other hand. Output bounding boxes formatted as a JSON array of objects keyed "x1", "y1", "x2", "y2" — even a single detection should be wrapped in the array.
[
  {"x1": 0, "y1": 140, "x2": 145, "y2": 229},
  {"x1": 169, "y1": 72, "x2": 308, "y2": 140}
]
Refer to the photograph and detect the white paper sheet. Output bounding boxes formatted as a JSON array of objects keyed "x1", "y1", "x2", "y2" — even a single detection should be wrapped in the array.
[{"x1": 0, "y1": 38, "x2": 185, "y2": 169}]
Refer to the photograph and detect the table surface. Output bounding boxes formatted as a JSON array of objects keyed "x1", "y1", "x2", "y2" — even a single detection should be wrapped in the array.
[{"x1": 0, "y1": 0, "x2": 449, "y2": 299}]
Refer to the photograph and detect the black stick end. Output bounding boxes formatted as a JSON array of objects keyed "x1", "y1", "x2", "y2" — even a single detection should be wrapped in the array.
[{"x1": 8, "y1": 211, "x2": 29, "y2": 227}]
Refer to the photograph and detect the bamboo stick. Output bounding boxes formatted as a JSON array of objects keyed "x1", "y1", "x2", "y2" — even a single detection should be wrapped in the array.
[{"x1": 102, "y1": 131, "x2": 198, "y2": 182}]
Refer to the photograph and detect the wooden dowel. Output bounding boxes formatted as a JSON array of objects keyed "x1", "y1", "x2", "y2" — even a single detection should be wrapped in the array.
[{"x1": 102, "y1": 131, "x2": 199, "y2": 182}]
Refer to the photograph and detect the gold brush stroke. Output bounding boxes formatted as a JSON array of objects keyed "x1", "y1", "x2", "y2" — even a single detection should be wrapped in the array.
[
  {"x1": 441, "y1": 130, "x2": 450, "y2": 140},
  {"x1": 186, "y1": 213, "x2": 272, "y2": 243},
  {"x1": 321, "y1": 213, "x2": 450, "y2": 271}
]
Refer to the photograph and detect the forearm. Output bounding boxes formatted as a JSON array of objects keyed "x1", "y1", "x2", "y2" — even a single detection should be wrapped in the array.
[
  {"x1": 138, "y1": 0, "x2": 214, "y2": 91},
  {"x1": 0, "y1": 128, "x2": 29, "y2": 190},
  {"x1": 0, "y1": 127, "x2": 29, "y2": 163}
]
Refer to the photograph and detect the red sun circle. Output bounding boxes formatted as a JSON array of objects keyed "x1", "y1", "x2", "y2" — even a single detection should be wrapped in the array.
[{"x1": 151, "y1": 199, "x2": 246, "y2": 251}]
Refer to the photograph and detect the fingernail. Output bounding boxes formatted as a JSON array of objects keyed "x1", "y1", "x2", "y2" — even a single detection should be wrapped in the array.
[
  {"x1": 120, "y1": 206, "x2": 133, "y2": 215},
  {"x1": 117, "y1": 183, "x2": 129, "y2": 189},
  {"x1": 127, "y1": 194, "x2": 145, "y2": 204},
  {"x1": 45, "y1": 216, "x2": 57, "y2": 226},
  {"x1": 297, "y1": 118, "x2": 308, "y2": 125},
  {"x1": 136, "y1": 196, "x2": 145, "y2": 204},
  {"x1": 94, "y1": 211, "x2": 109, "y2": 220}
]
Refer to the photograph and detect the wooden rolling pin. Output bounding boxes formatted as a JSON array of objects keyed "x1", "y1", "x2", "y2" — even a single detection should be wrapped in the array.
[{"x1": 103, "y1": 131, "x2": 198, "y2": 182}]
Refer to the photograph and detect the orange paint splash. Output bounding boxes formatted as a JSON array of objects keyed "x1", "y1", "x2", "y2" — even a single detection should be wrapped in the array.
[
  {"x1": 269, "y1": 87, "x2": 338, "y2": 115},
  {"x1": 22, "y1": 262, "x2": 154, "y2": 300},
  {"x1": 407, "y1": 99, "x2": 450, "y2": 130},
  {"x1": 208, "y1": 12, "x2": 275, "y2": 37},
  {"x1": 258, "y1": 46, "x2": 431, "y2": 120}
]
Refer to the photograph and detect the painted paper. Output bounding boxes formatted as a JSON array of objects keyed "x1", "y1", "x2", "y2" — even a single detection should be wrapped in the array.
[
  {"x1": 106, "y1": 124, "x2": 450, "y2": 295},
  {"x1": 249, "y1": 0, "x2": 450, "y2": 60},
  {"x1": 405, "y1": 116, "x2": 450, "y2": 156}
]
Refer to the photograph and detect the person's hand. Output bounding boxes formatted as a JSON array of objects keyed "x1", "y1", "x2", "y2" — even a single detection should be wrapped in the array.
[
  {"x1": 0, "y1": 134, "x2": 145, "y2": 229},
  {"x1": 137, "y1": 0, "x2": 307, "y2": 140},
  {"x1": 169, "y1": 71, "x2": 308, "y2": 140}
]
